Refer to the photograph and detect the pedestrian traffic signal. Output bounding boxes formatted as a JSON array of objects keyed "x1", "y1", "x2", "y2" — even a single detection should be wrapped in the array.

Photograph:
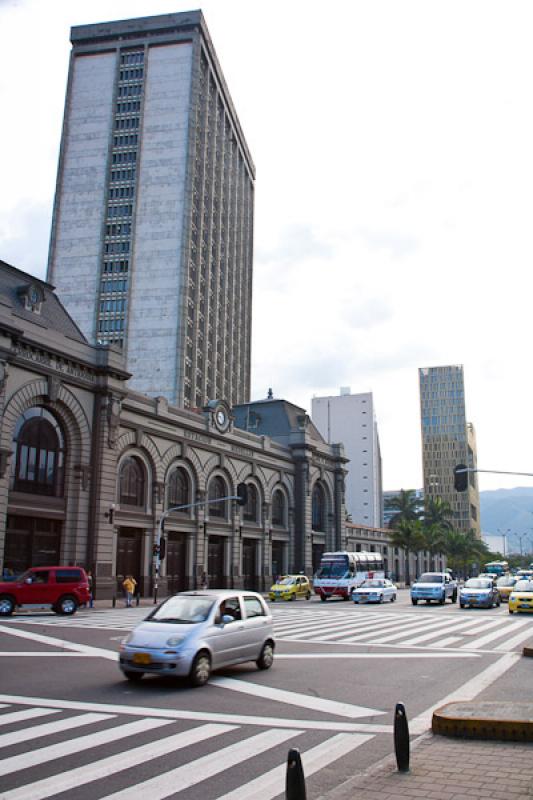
[
  {"x1": 236, "y1": 482, "x2": 248, "y2": 506},
  {"x1": 453, "y1": 464, "x2": 468, "y2": 492},
  {"x1": 159, "y1": 537, "x2": 166, "y2": 561}
]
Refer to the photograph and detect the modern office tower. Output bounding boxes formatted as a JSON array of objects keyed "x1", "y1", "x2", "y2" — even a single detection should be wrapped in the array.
[
  {"x1": 312, "y1": 389, "x2": 383, "y2": 527},
  {"x1": 419, "y1": 365, "x2": 480, "y2": 535},
  {"x1": 47, "y1": 11, "x2": 255, "y2": 408}
]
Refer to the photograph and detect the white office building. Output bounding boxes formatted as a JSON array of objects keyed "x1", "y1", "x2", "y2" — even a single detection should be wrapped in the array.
[{"x1": 312, "y1": 389, "x2": 383, "y2": 527}]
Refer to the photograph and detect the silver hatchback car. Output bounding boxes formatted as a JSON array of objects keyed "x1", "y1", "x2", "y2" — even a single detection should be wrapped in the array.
[{"x1": 119, "y1": 589, "x2": 275, "y2": 686}]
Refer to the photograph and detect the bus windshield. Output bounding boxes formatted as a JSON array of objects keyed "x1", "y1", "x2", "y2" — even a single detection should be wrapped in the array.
[{"x1": 316, "y1": 560, "x2": 349, "y2": 578}]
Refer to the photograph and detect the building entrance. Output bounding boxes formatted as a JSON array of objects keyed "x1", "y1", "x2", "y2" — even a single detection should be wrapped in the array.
[
  {"x1": 116, "y1": 528, "x2": 142, "y2": 595},
  {"x1": 271, "y1": 541, "x2": 285, "y2": 580},
  {"x1": 242, "y1": 538, "x2": 258, "y2": 590},
  {"x1": 4, "y1": 516, "x2": 61, "y2": 575},
  {"x1": 166, "y1": 533, "x2": 187, "y2": 594},
  {"x1": 207, "y1": 535, "x2": 225, "y2": 589}
]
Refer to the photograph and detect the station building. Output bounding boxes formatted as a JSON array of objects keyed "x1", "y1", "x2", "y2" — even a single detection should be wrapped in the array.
[{"x1": 0, "y1": 260, "x2": 348, "y2": 598}]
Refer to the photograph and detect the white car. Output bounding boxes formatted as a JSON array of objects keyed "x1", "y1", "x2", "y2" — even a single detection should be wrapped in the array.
[{"x1": 352, "y1": 579, "x2": 397, "y2": 604}]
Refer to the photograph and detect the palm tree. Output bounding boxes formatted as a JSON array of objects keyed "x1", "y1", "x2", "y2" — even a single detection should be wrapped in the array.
[
  {"x1": 385, "y1": 489, "x2": 421, "y2": 529},
  {"x1": 390, "y1": 519, "x2": 425, "y2": 586},
  {"x1": 421, "y1": 497, "x2": 454, "y2": 570},
  {"x1": 442, "y1": 529, "x2": 490, "y2": 577}
]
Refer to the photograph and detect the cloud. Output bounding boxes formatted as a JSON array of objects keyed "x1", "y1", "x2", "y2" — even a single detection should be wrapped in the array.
[{"x1": 0, "y1": 202, "x2": 51, "y2": 279}]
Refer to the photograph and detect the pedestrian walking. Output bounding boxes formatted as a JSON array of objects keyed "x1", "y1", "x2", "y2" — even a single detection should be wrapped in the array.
[
  {"x1": 87, "y1": 569, "x2": 94, "y2": 608},
  {"x1": 200, "y1": 571, "x2": 209, "y2": 590},
  {"x1": 123, "y1": 575, "x2": 137, "y2": 607}
]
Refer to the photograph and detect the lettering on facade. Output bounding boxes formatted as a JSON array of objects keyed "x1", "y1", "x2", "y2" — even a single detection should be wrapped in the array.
[
  {"x1": 13, "y1": 346, "x2": 96, "y2": 383},
  {"x1": 183, "y1": 429, "x2": 211, "y2": 445},
  {"x1": 232, "y1": 445, "x2": 255, "y2": 459}
]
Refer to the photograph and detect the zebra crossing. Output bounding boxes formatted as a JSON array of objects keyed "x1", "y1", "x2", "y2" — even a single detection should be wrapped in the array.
[
  {"x1": 272, "y1": 607, "x2": 533, "y2": 653},
  {"x1": 2, "y1": 605, "x2": 531, "y2": 654},
  {"x1": 0, "y1": 697, "x2": 375, "y2": 800}
]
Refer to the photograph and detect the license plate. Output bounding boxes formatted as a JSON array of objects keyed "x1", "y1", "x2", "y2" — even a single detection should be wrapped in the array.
[
  {"x1": 520, "y1": 603, "x2": 531, "y2": 609},
  {"x1": 133, "y1": 652, "x2": 152, "y2": 665}
]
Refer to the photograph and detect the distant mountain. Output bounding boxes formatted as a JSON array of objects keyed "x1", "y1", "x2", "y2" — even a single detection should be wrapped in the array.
[{"x1": 480, "y1": 487, "x2": 533, "y2": 551}]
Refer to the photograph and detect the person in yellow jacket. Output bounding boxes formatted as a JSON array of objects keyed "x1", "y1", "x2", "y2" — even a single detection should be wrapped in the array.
[{"x1": 123, "y1": 575, "x2": 137, "y2": 607}]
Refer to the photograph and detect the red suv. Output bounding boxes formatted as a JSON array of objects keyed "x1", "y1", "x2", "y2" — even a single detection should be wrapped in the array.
[{"x1": 0, "y1": 566, "x2": 90, "y2": 616}]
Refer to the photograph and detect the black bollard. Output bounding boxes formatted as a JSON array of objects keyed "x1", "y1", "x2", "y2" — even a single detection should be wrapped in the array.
[
  {"x1": 112, "y1": 594, "x2": 116, "y2": 608},
  {"x1": 286, "y1": 747, "x2": 306, "y2": 800},
  {"x1": 394, "y1": 702, "x2": 410, "y2": 773},
  {"x1": 136, "y1": 593, "x2": 140, "y2": 607}
]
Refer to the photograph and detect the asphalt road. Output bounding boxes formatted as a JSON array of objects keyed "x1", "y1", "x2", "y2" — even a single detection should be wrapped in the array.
[{"x1": 0, "y1": 589, "x2": 530, "y2": 799}]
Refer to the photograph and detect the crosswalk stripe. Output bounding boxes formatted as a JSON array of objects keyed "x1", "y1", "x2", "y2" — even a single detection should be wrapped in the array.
[
  {"x1": 336, "y1": 616, "x2": 449, "y2": 643},
  {"x1": 429, "y1": 636, "x2": 463, "y2": 648},
  {"x1": 213, "y1": 731, "x2": 374, "y2": 800},
  {"x1": 0, "y1": 708, "x2": 60, "y2": 726},
  {"x1": 99, "y1": 727, "x2": 302, "y2": 800},
  {"x1": 290, "y1": 615, "x2": 412, "y2": 643},
  {"x1": 396, "y1": 618, "x2": 488, "y2": 646},
  {"x1": 0, "y1": 712, "x2": 113, "y2": 752},
  {"x1": 0, "y1": 716, "x2": 169, "y2": 777},
  {"x1": 277, "y1": 613, "x2": 398, "y2": 640},
  {"x1": 463, "y1": 619, "x2": 531, "y2": 650},
  {"x1": 494, "y1": 621, "x2": 533, "y2": 651},
  {"x1": 2, "y1": 723, "x2": 236, "y2": 800},
  {"x1": 308, "y1": 615, "x2": 399, "y2": 642}
]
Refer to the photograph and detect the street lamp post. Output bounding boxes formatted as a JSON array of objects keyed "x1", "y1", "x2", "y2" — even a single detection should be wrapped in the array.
[{"x1": 497, "y1": 528, "x2": 510, "y2": 557}]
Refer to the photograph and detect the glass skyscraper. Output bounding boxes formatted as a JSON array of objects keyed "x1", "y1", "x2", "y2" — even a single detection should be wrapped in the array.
[
  {"x1": 47, "y1": 11, "x2": 255, "y2": 408},
  {"x1": 419, "y1": 365, "x2": 480, "y2": 535}
]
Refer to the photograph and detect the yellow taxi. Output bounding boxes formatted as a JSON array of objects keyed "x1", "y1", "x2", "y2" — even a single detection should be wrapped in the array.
[
  {"x1": 269, "y1": 575, "x2": 312, "y2": 601},
  {"x1": 496, "y1": 575, "x2": 517, "y2": 602},
  {"x1": 508, "y1": 579, "x2": 533, "y2": 614}
]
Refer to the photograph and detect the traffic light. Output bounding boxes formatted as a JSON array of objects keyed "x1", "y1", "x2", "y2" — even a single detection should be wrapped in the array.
[
  {"x1": 236, "y1": 482, "x2": 248, "y2": 506},
  {"x1": 453, "y1": 464, "x2": 468, "y2": 492}
]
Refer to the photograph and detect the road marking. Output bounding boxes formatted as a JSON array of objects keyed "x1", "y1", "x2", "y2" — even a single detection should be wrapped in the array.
[
  {"x1": 0, "y1": 694, "x2": 392, "y2": 734},
  {"x1": 460, "y1": 619, "x2": 527, "y2": 649},
  {"x1": 399, "y1": 617, "x2": 487, "y2": 646},
  {"x1": 430, "y1": 636, "x2": 463, "y2": 648},
  {"x1": 494, "y1": 622, "x2": 533, "y2": 651},
  {"x1": 2, "y1": 723, "x2": 236, "y2": 800},
  {"x1": 210, "y1": 676, "x2": 386, "y2": 719},
  {"x1": 213, "y1": 732, "x2": 374, "y2": 800},
  {"x1": 100, "y1": 728, "x2": 301, "y2": 800},
  {"x1": 274, "y1": 652, "x2": 478, "y2": 659},
  {"x1": 410, "y1": 652, "x2": 521, "y2": 734},
  {"x1": 0, "y1": 624, "x2": 116, "y2": 660},
  {"x1": 0, "y1": 712, "x2": 114, "y2": 753},
  {"x1": 0, "y1": 708, "x2": 60, "y2": 726},
  {"x1": 0, "y1": 652, "x2": 89, "y2": 657}
]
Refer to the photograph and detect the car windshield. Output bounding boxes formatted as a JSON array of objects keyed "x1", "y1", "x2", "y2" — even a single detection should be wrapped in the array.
[
  {"x1": 497, "y1": 577, "x2": 516, "y2": 587},
  {"x1": 417, "y1": 574, "x2": 443, "y2": 583},
  {"x1": 146, "y1": 595, "x2": 215, "y2": 624},
  {"x1": 278, "y1": 577, "x2": 296, "y2": 585},
  {"x1": 316, "y1": 561, "x2": 348, "y2": 578},
  {"x1": 514, "y1": 580, "x2": 533, "y2": 592},
  {"x1": 464, "y1": 579, "x2": 492, "y2": 589},
  {"x1": 361, "y1": 580, "x2": 385, "y2": 588}
]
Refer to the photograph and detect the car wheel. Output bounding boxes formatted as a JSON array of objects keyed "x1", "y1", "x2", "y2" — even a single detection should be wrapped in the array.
[
  {"x1": 256, "y1": 641, "x2": 274, "y2": 670},
  {"x1": 451, "y1": 591, "x2": 457, "y2": 603},
  {"x1": 378, "y1": 595, "x2": 384, "y2": 603},
  {"x1": 391, "y1": 594, "x2": 396, "y2": 602},
  {"x1": 496, "y1": 597, "x2": 501, "y2": 607},
  {"x1": 320, "y1": 595, "x2": 327, "y2": 602},
  {"x1": 189, "y1": 651, "x2": 211, "y2": 687},
  {"x1": 509, "y1": 609, "x2": 514, "y2": 614},
  {"x1": 460, "y1": 602, "x2": 465, "y2": 608},
  {"x1": 0, "y1": 595, "x2": 15, "y2": 616},
  {"x1": 439, "y1": 595, "x2": 445, "y2": 605},
  {"x1": 123, "y1": 670, "x2": 144, "y2": 682},
  {"x1": 306, "y1": 592, "x2": 311, "y2": 600},
  {"x1": 290, "y1": 593, "x2": 295, "y2": 601},
  {"x1": 56, "y1": 595, "x2": 78, "y2": 616},
  {"x1": 411, "y1": 599, "x2": 418, "y2": 605},
  {"x1": 425, "y1": 599, "x2": 430, "y2": 604}
]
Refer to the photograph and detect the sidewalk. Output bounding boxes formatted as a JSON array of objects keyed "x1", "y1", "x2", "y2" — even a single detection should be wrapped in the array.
[{"x1": 319, "y1": 733, "x2": 533, "y2": 800}]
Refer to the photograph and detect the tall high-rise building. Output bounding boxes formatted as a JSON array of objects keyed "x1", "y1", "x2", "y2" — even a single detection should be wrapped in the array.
[
  {"x1": 419, "y1": 365, "x2": 480, "y2": 535},
  {"x1": 47, "y1": 11, "x2": 255, "y2": 408},
  {"x1": 312, "y1": 389, "x2": 383, "y2": 527}
]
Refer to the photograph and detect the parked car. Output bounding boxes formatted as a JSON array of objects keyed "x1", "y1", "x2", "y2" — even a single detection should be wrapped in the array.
[
  {"x1": 495, "y1": 575, "x2": 517, "y2": 602},
  {"x1": 119, "y1": 589, "x2": 275, "y2": 686},
  {"x1": 508, "y1": 579, "x2": 533, "y2": 614},
  {"x1": 0, "y1": 566, "x2": 90, "y2": 616},
  {"x1": 459, "y1": 577, "x2": 501, "y2": 609},
  {"x1": 352, "y1": 578, "x2": 397, "y2": 604},
  {"x1": 410, "y1": 572, "x2": 458, "y2": 605},
  {"x1": 269, "y1": 575, "x2": 312, "y2": 601}
]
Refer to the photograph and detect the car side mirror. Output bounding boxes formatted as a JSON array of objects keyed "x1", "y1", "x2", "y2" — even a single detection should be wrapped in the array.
[
  {"x1": 25, "y1": 578, "x2": 32, "y2": 584},
  {"x1": 221, "y1": 614, "x2": 234, "y2": 625}
]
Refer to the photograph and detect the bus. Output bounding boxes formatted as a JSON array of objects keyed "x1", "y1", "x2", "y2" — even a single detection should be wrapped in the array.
[
  {"x1": 313, "y1": 551, "x2": 384, "y2": 602},
  {"x1": 483, "y1": 560, "x2": 509, "y2": 577}
]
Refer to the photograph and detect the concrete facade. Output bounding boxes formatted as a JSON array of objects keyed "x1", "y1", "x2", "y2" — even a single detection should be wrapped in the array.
[
  {"x1": 47, "y1": 11, "x2": 254, "y2": 410},
  {"x1": 311, "y1": 389, "x2": 383, "y2": 528},
  {"x1": 0, "y1": 261, "x2": 347, "y2": 599}
]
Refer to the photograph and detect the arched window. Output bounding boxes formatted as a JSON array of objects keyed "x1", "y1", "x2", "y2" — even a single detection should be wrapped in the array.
[
  {"x1": 167, "y1": 467, "x2": 189, "y2": 510},
  {"x1": 208, "y1": 475, "x2": 227, "y2": 518},
  {"x1": 119, "y1": 456, "x2": 145, "y2": 507},
  {"x1": 243, "y1": 484, "x2": 258, "y2": 523},
  {"x1": 312, "y1": 484, "x2": 325, "y2": 532},
  {"x1": 272, "y1": 490, "x2": 285, "y2": 527},
  {"x1": 11, "y1": 407, "x2": 65, "y2": 497}
]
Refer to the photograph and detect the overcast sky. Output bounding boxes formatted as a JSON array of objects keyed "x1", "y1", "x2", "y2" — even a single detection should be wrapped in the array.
[{"x1": 1, "y1": 0, "x2": 533, "y2": 500}]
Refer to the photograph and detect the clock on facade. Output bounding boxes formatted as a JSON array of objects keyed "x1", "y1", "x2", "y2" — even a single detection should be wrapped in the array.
[{"x1": 213, "y1": 403, "x2": 230, "y2": 433}]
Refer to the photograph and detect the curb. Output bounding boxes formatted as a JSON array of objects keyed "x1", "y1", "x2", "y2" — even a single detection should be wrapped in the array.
[
  {"x1": 432, "y1": 702, "x2": 533, "y2": 742},
  {"x1": 523, "y1": 646, "x2": 533, "y2": 658}
]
